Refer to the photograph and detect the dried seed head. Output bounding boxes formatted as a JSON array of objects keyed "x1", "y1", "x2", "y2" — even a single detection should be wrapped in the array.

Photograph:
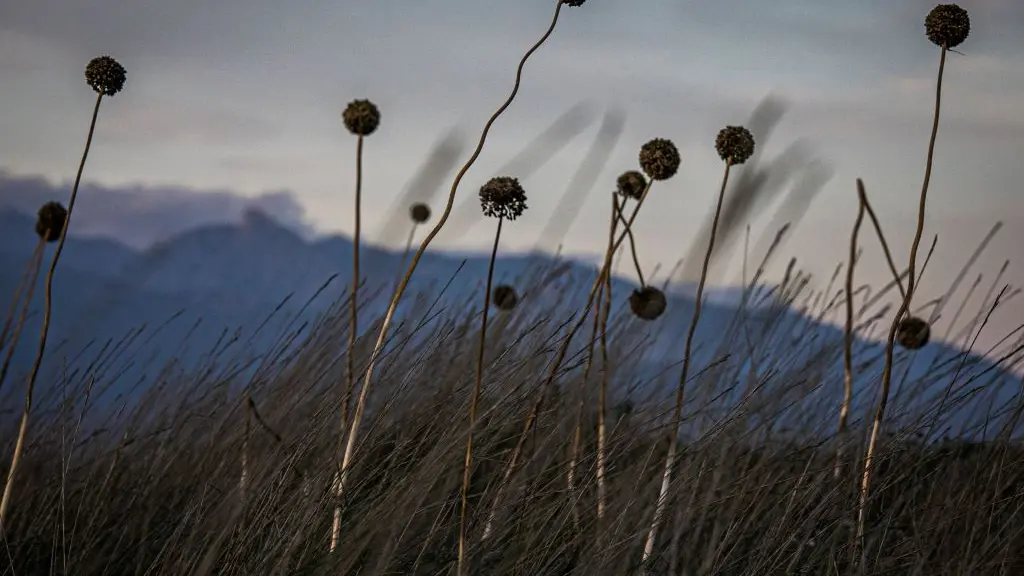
[
  {"x1": 410, "y1": 203, "x2": 431, "y2": 224},
  {"x1": 612, "y1": 399, "x2": 635, "y2": 419},
  {"x1": 84, "y1": 56, "x2": 126, "y2": 96},
  {"x1": 629, "y1": 286, "x2": 667, "y2": 321},
  {"x1": 616, "y1": 170, "x2": 647, "y2": 200},
  {"x1": 715, "y1": 125, "x2": 755, "y2": 165},
  {"x1": 897, "y1": 316, "x2": 931, "y2": 350},
  {"x1": 925, "y1": 4, "x2": 970, "y2": 48},
  {"x1": 480, "y1": 176, "x2": 527, "y2": 221},
  {"x1": 36, "y1": 201, "x2": 68, "y2": 242},
  {"x1": 342, "y1": 99, "x2": 381, "y2": 136},
  {"x1": 638, "y1": 138, "x2": 680, "y2": 181},
  {"x1": 561, "y1": 0, "x2": 586, "y2": 6},
  {"x1": 492, "y1": 284, "x2": 519, "y2": 311}
]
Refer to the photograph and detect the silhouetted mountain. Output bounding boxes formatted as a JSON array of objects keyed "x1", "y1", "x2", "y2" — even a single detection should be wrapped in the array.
[{"x1": 0, "y1": 207, "x2": 1018, "y2": 442}]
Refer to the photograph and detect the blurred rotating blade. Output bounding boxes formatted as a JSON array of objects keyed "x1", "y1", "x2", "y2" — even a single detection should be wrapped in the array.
[
  {"x1": 435, "y1": 101, "x2": 599, "y2": 243},
  {"x1": 535, "y1": 106, "x2": 626, "y2": 251},
  {"x1": 373, "y1": 126, "x2": 467, "y2": 246}
]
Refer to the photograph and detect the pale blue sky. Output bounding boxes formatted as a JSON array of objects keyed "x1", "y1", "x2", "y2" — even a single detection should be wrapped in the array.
[{"x1": 1, "y1": 0, "x2": 1022, "y2": 352}]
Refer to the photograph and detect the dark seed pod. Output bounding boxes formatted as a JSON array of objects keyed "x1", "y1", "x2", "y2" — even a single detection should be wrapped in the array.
[
  {"x1": 925, "y1": 4, "x2": 970, "y2": 48},
  {"x1": 897, "y1": 316, "x2": 931, "y2": 350},
  {"x1": 492, "y1": 284, "x2": 519, "y2": 311},
  {"x1": 616, "y1": 170, "x2": 647, "y2": 200},
  {"x1": 629, "y1": 286, "x2": 667, "y2": 321},
  {"x1": 714, "y1": 126, "x2": 755, "y2": 165},
  {"x1": 342, "y1": 99, "x2": 381, "y2": 136},
  {"x1": 36, "y1": 201, "x2": 68, "y2": 242},
  {"x1": 479, "y1": 176, "x2": 527, "y2": 221},
  {"x1": 638, "y1": 138, "x2": 680, "y2": 181},
  {"x1": 84, "y1": 56, "x2": 127, "y2": 96},
  {"x1": 410, "y1": 203, "x2": 431, "y2": 224}
]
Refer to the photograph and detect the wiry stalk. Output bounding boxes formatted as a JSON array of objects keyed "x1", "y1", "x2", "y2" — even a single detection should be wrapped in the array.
[
  {"x1": 642, "y1": 159, "x2": 733, "y2": 569},
  {"x1": 858, "y1": 43, "x2": 948, "y2": 562},
  {"x1": 836, "y1": 180, "x2": 866, "y2": 480},
  {"x1": 457, "y1": 216, "x2": 503, "y2": 576},
  {"x1": 481, "y1": 180, "x2": 655, "y2": 542},
  {"x1": 0, "y1": 91, "x2": 103, "y2": 525},
  {"x1": 0, "y1": 239, "x2": 45, "y2": 396},
  {"x1": 332, "y1": 1, "x2": 565, "y2": 552},
  {"x1": 0, "y1": 238, "x2": 43, "y2": 355}
]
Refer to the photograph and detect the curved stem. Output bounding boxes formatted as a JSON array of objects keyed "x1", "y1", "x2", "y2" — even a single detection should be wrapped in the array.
[
  {"x1": 858, "y1": 44, "x2": 947, "y2": 564},
  {"x1": 643, "y1": 159, "x2": 733, "y2": 568},
  {"x1": 836, "y1": 179, "x2": 866, "y2": 480},
  {"x1": 332, "y1": 1, "x2": 564, "y2": 551},
  {"x1": 458, "y1": 216, "x2": 503, "y2": 575},
  {"x1": 0, "y1": 239, "x2": 45, "y2": 396},
  {"x1": 0, "y1": 91, "x2": 103, "y2": 525}
]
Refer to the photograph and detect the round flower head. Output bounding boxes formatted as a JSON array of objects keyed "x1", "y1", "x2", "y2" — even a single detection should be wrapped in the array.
[
  {"x1": 84, "y1": 56, "x2": 127, "y2": 96},
  {"x1": 925, "y1": 4, "x2": 970, "y2": 48},
  {"x1": 715, "y1": 126, "x2": 755, "y2": 165},
  {"x1": 629, "y1": 286, "x2": 667, "y2": 321},
  {"x1": 36, "y1": 201, "x2": 68, "y2": 242},
  {"x1": 342, "y1": 99, "x2": 381, "y2": 136},
  {"x1": 479, "y1": 176, "x2": 527, "y2": 221},
  {"x1": 616, "y1": 170, "x2": 647, "y2": 200},
  {"x1": 492, "y1": 284, "x2": 519, "y2": 311},
  {"x1": 896, "y1": 316, "x2": 931, "y2": 350},
  {"x1": 410, "y1": 203, "x2": 431, "y2": 224},
  {"x1": 638, "y1": 138, "x2": 680, "y2": 181}
]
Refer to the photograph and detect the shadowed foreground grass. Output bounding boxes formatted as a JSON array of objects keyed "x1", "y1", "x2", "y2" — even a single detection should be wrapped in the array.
[{"x1": 0, "y1": 270, "x2": 1022, "y2": 575}]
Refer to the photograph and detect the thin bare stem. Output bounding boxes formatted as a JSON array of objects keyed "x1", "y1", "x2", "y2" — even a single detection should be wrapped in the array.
[
  {"x1": 0, "y1": 239, "x2": 45, "y2": 396},
  {"x1": 1, "y1": 91, "x2": 103, "y2": 524},
  {"x1": 458, "y1": 216, "x2": 503, "y2": 575},
  {"x1": 836, "y1": 179, "x2": 867, "y2": 480},
  {"x1": 858, "y1": 44, "x2": 948, "y2": 565},
  {"x1": 333, "y1": 2, "x2": 564, "y2": 552},
  {"x1": 643, "y1": 159, "x2": 733, "y2": 568}
]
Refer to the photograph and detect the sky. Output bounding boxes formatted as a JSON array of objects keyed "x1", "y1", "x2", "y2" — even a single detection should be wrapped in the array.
[{"x1": 1, "y1": 0, "x2": 1023, "y2": 355}]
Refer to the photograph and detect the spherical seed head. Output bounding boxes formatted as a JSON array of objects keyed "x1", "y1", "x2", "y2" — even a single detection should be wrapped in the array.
[
  {"x1": 492, "y1": 284, "x2": 519, "y2": 311},
  {"x1": 84, "y1": 56, "x2": 126, "y2": 96},
  {"x1": 638, "y1": 138, "x2": 680, "y2": 181},
  {"x1": 36, "y1": 201, "x2": 68, "y2": 242},
  {"x1": 715, "y1": 125, "x2": 755, "y2": 165},
  {"x1": 629, "y1": 286, "x2": 667, "y2": 321},
  {"x1": 925, "y1": 4, "x2": 970, "y2": 48},
  {"x1": 897, "y1": 316, "x2": 931, "y2": 350},
  {"x1": 342, "y1": 99, "x2": 381, "y2": 136},
  {"x1": 410, "y1": 203, "x2": 431, "y2": 224},
  {"x1": 616, "y1": 170, "x2": 647, "y2": 200},
  {"x1": 479, "y1": 176, "x2": 528, "y2": 221}
]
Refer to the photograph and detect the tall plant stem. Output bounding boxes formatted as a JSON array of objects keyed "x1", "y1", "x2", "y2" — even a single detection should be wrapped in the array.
[
  {"x1": 331, "y1": 1, "x2": 564, "y2": 552},
  {"x1": 642, "y1": 159, "x2": 733, "y2": 568},
  {"x1": 0, "y1": 91, "x2": 103, "y2": 525},
  {"x1": 458, "y1": 216, "x2": 503, "y2": 576},
  {"x1": 858, "y1": 44, "x2": 948, "y2": 564}
]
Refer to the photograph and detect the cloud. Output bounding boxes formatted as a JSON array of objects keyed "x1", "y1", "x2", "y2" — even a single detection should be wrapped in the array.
[{"x1": 0, "y1": 170, "x2": 315, "y2": 248}]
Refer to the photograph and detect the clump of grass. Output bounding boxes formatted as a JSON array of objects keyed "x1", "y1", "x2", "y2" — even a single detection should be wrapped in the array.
[
  {"x1": 858, "y1": 4, "x2": 970, "y2": 565},
  {"x1": 0, "y1": 55, "x2": 125, "y2": 525}
]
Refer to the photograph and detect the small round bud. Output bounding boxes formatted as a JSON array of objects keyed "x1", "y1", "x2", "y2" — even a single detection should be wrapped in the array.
[
  {"x1": 479, "y1": 176, "x2": 527, "y2": 221},
  {"x1": 84, "y1": 56, "x2": 126, "y2": 96},
  {"x1": 342, "y1": 99, "x2": 381, "y2": 136},
  {"x1": 629, "y1": 286, "x2": 667, "y2": 321},
  {"x1": 410, "y1": 203, "x2": 431, "y2": 224},
  {"x1": 925, "y1": 4, "x2": 970, "y2": 48},
  {"x1": 616, "y1": 170, "x2": 647, "y2": 200},
  {"x1": 36, "y1": 201, "x2": 68, "y2": 242},
  {"x1": 715, "y1": 126, "x2": 755, "y2": 165},
  {"x1": 492, "y1": 285, "x2": 519, "y2": 311},
  {"x1": 638, "y1": 138, "x2": 680, "y2": 181},
  {"x1": 897, "y1": 316, "x2": 931, "y2": 350}
]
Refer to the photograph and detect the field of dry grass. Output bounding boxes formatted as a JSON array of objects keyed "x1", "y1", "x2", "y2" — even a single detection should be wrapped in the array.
[{"x1": 1, "y1": 2, "x2": 1022, "y2": 574}]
